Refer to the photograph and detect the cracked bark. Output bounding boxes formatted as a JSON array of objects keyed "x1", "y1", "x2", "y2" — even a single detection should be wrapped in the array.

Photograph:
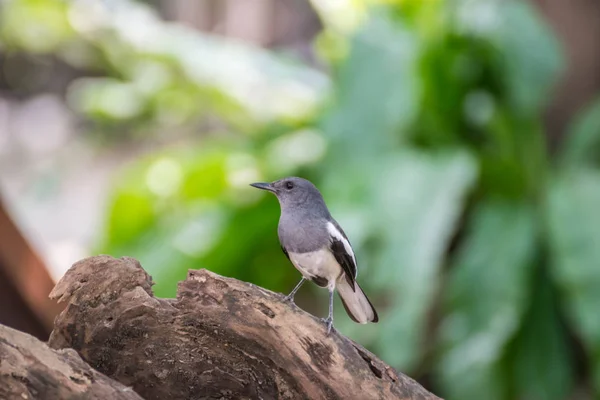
[{"x1": 47, "y1": 255, "x2": 441, "y2": 400}]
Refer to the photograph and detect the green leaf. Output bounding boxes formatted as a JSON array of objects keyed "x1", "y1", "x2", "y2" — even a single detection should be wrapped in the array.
[
  {"x1": 322, "y1": 13, "x2": 420, "y2": 162},
  {"x1": 455, "y1": 0, "x2": 563, "y2": 116},
  {"x1": 368, "y1": 149, "x2": 477, "y2": 368},
  {"x1": 497, "y1": 2, "x2": 562, "y2": 114},
  {"x1": 547, "y1": 170, "x2": 600, "y2": 394},
  {"x1": 105, "y1": 190, "x2": 156, "y2": 248},
  {"x1": 437, "y1": 200, "x2": 537, "y2": 400},
  {"x1": 509, "y1": 271, "x2": 574, "y2": 400},
  {"x1": 560, "y1": 98, "x2": 600, "y2": 168},
  {"x1": 0, "y1": 0, "x2": 74, "y2": 53}
]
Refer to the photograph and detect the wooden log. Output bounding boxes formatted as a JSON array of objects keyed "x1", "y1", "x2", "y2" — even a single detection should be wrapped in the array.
[
  {"x1": 0, "y1": 323, "x2": 143, "y2": 400},
  {"x1": 48, "y1": 255, "x2": 441, "y2": 400}
]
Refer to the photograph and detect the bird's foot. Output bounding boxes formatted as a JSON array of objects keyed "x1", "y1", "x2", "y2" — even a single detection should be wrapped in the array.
[
  {"x1": 321, "y1": 317, "x2": 334, "y2": 335},
  {"x1": 283, "y1": 294, "x2": 297, "y2": 307}
]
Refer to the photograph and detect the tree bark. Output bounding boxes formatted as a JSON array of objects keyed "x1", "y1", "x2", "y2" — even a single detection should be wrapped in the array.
[
  {"x1": 0, "y1": 324, "x2": 143, "y2": 400},
  {"x1": 47, "y1": 255, "x2": 440, "y2": 400}
]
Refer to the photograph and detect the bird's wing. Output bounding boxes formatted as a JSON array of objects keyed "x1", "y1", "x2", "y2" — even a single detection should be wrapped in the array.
[
  {"x1": 281, "y1": 245, "x2": 290, "y2": 261},
  {"x1": 327, "y1": 220, "x2": 357, "y2": 291}
]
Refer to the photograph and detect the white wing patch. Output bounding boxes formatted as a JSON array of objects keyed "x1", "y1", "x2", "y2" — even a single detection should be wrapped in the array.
[{"x1": 326, "y1": 221, "x2": 357, "y2": 275}]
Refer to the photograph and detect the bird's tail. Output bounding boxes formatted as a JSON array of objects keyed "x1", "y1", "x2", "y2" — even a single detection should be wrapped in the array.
[{"x1": 337, "y1": 279, "x2": 378, "y2": 324}]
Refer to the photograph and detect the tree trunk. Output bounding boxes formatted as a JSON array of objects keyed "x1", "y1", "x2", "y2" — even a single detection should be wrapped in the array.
[{"x1": 45, "y1": 255, "x2": 439, "y2": 400}]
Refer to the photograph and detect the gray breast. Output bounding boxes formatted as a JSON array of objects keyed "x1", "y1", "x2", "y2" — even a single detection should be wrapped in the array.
[{"x1": 278, "y1": 213, "x2": 330, "y2": 253}]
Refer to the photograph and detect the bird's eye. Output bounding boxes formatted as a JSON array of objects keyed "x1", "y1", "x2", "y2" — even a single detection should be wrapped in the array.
[{"x1": 285, "y1": 181, "x2": 294, "y2": 190}]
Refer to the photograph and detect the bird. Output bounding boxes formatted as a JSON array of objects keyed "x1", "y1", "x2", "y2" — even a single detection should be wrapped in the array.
[{"x1": 250, "y1": 176, "x2": 378, "y2": 334}]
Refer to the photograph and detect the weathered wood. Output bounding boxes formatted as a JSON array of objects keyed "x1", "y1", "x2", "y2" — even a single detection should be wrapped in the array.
[
  {"x1": 0, "y1": 323, "x2": 143, "y2": 400},
  {"x1": 48, "y1": 255, "x2": 441, "y2": 400}
]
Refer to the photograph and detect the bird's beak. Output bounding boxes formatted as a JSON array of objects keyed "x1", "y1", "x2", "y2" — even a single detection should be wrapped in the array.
[{"x1": 250, "y1": 182, "x2": 276, "y2": 193}]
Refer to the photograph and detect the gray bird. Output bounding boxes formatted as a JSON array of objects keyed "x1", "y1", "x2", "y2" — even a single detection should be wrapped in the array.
[{"x1": 250, "y1": 177, "x2": 378, "y2": 334}]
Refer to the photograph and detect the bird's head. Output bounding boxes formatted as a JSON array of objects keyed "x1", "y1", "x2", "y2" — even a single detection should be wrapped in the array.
[{"x1": 250, "y1": 177, "x2": 327, "y2": 212}]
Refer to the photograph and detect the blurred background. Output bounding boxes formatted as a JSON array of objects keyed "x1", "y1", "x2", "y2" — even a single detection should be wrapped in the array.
[{"x1": 1, "y1": 0, "x2": 599, "y2": 398}]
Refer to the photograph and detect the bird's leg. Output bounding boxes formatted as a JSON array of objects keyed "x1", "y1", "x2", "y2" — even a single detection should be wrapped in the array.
[
  {"x1": 322, "y1": 287, "x2": 335, "y2": 335},
  {"x1": 284, "y1": 277, "x2": 306, "y2": 305}
]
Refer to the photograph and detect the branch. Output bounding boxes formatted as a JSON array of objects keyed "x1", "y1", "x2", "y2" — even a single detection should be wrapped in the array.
[
  {"x1": 48, "y1": 255, "x2": 441, "y2": 400},
  {"x1": 0, "y1": 324, "x2": 142, "y2": 399}
]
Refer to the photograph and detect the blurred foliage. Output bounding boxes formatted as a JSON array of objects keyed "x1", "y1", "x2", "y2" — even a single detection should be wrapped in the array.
[{"x1": 3, "y1": 0, "x2": 600, "y2": 398}]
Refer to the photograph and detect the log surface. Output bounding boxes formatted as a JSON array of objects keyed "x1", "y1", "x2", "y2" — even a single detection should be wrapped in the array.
[
  {"x1": 0, "y1": 324, "x2": 142, "y2": 400},
  {"x1": 48, "y1": 255, "x2": 440, "y2": 400}
]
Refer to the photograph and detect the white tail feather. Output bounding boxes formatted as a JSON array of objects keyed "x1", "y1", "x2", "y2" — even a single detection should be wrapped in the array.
[{"x1": 336, "y1": 279, "x2": 378, "y2": 324}]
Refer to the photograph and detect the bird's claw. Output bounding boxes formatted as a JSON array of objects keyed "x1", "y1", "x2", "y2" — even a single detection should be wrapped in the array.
[
  {"x1": 283, "y1": 294, "x2": 297, "y2": 307},
  {"x1": 321, "y1": 317, "x2": 334, "y2": 335}
]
